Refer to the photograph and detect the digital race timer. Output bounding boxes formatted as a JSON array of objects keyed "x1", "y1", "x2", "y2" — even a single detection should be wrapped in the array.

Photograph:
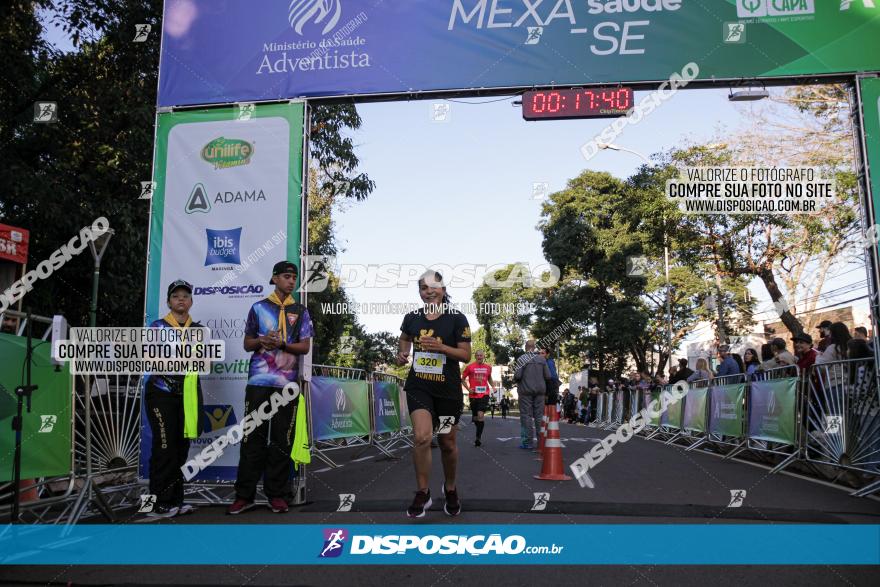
[{"x1": 522, "y1": 88, "x2": 633, "y2": 120}]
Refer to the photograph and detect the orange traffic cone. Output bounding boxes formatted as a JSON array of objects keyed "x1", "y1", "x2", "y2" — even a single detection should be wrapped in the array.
[
  {"x1": 536, "y1": 405, "x2": 550, "y2": 459},
  {"x1": 19, "y1": 479, "x2": 39, "y2": 503},
  {"x1": 535, "y1": 406, "x2": 571, "y2": 481}
]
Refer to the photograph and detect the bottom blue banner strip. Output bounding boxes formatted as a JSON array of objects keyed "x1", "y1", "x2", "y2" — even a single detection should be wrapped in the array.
[{"x1": 1, "y1": 525, "x2": 878, "y2": 565}]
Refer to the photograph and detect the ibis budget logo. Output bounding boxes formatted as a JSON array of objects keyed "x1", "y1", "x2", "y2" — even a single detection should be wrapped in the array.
[
  {"x1": 737, "y1": 0, "x2": 814, "y2": 17},
  {"x1": 200, "y1": 137, "x2": 254, "y2": 170}
]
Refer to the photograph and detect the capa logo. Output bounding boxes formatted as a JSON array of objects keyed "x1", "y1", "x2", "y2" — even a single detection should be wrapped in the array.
[
  {"x1": 319, "y1": 528, "x2": 347, "y2": 558},
  {"x1": 289, "y1": 0, "x2": 342, "y2": 35},
  {"x1": 205, "y1": 227, "x2": 242, "y2": 266},
  {"x1": 201, "y1": 137, "x2": 254, "y2": 170},
  {"x1": 736, "y1": 0, "x2": 814, "y2": 17}
]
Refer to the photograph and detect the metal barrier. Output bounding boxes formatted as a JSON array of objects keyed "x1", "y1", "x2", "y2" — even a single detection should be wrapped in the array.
[
  {"x1": 673, "y1": 374, "x2": 742, "y2": 451},
  {"x1": 366, "y1": 372, "x2": 413, "y2": 457},
  {"x1": 605, "y1": 390, "x2": 624, "y2": 430},
  {"x1": 591, "y1": 393, "x2": 606, "y2": 427},
  {"x1": 308, "y1": 365, "x2": 370, "y2": 468},
  {"x1": 804, "y1": 357, "x2": 880, "y2": 496},
  {"x1": 724, "y1": 365, "x2": 802, "y2": 474}
]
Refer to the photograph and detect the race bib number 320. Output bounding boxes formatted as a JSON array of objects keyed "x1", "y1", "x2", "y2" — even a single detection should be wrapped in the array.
[{"x1": 414, "y1": 352, "x2": 445, "y2": 374}]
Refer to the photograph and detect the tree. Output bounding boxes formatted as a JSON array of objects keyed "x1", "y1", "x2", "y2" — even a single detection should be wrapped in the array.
[
  {"x1": 0, "y1": 2, "x2": 374, "y2": 330},
  {"x1": 668, "y1": 85, "x2": 860, "y2": 337}
]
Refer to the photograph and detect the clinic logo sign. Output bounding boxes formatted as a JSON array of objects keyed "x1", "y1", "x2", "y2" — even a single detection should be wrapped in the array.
[
  {"x1": 205, "y1": 227, "x2": 242, "y2": 266},
  {"x1": 289, "y1": 0, "x2": 342, "y2": 35},
  {"x1": 200, "y1": 137, "x2": 253, "y2": 170},
  {"x1": 202, "y1": 405, "x2": 238, "y2": 434},
  {"x1": 319, "y1": 528, "x2": 348, "y2": 558},
  {"x1": 736, "y1": 0, "x2": 814, "y2": 17}
]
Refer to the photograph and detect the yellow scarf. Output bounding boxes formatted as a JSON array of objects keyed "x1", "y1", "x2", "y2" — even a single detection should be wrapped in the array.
[
  {"x1": 267, "y1": 292, "x2": 295, "y2": 341},
  {"x1": 164, "y1": 312, "x2": 199, "y2": 439},
  {"x1": 163, "y1": 312, "x2": 192, "y2": 330}
]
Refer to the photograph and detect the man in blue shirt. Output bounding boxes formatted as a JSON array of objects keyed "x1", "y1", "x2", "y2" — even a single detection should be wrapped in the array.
[
  {"x1": 715, "y1": 344, "x2": 742, "y2": 377},
  {"x1": 228, "y1": 261, "x2": 314, "y2": 515}
]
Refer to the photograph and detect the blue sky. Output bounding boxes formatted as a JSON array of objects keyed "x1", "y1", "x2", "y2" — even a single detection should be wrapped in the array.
[{"x1": 342, "y1": 92, "x2": 870, "y2": 336}]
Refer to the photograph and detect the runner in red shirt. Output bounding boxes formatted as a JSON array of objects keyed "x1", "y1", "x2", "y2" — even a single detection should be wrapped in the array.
[{"x1": 461, "y1": 350, "x2": 495, "y2": 447}]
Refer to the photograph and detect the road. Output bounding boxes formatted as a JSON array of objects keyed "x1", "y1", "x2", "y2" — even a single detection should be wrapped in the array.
[{"x1": 2, "y1": 414, "x2": 878, "y2": 586}]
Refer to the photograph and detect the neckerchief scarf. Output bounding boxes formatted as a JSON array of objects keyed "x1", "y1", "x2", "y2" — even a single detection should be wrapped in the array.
[
  {"x1": 164, "y1": 312, "x2": 199, "y2": 439},
  {"x1": 267, "y1": 292, "x2": 295, "y2": 341}
]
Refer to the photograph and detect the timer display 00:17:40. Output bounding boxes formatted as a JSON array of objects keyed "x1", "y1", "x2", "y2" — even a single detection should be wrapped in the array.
[{"x1": 522, "y1": 88, "x2": 633, "y2": 120}]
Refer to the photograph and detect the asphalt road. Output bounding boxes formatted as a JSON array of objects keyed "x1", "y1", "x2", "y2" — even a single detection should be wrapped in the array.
[{"x1": 2, "y1": 415, "x2": 878, "y2": 586}]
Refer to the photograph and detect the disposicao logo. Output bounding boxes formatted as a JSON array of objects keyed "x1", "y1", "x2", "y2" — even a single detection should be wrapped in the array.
[
  {"x1": 200, "y1": 137, "x2": 254, "y2": 170},
  {"x1": 319, "y1": 528, "x2": 347, "y2": 558}
]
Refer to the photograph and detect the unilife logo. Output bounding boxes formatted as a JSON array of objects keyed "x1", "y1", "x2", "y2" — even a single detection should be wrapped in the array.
[
  {"x1": 201, "y1": 137, "x2": 253, "y2": 170},
  {"x1": 289, "y1": 0, "x2": 342, "y2": 35}
]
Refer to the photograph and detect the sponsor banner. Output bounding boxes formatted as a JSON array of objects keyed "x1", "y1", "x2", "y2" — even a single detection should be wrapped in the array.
[
  {"x1": 648, "y1": 390, "x2": 661, "y2": 427},
  {"x1": 0, "y1": 333, "x2": 72, "y2": 481},
  {"x1": 660, "y1": 390, "x2": 682, "y2": 429},
  {"x1": 158, "y1": 0, "x2": 880, "y2": 107},
  {"x1": 0, "y1": 223, "x2": 29, "y2": 265},
  {"x1": 860, "y1": 78, "x2": 880, "y2": 267},
  {"x1": 141, "y1": 102, "x2": 304, "y2": 482},
  {"x1": 310, "y1": 377, "x2": 371, "y2": 440},
  {"x1": 372, "y1": 380, "x2": 401, "y2": 434},
  {"x1": 4, "y1": 524, "x2": 880, "y2": 565},
  {"x1": 708, "y1": 383, "x2": 746, "y2": 437},
  {"x1": 748, "y1": 377, "x2": 798, "y2": 445},
  {"x1": 681, "y1": 384, "x2": 707, "y2": 433}
]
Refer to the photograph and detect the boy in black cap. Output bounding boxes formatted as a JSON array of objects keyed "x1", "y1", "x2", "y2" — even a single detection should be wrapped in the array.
[
  {"x1": 228, "y1": 261, "x2": 314, "y2": 515},
  {"x1": 143, "y1": 279, "x2": 205, "y2": 518},
  {"x1": 792, "y1": 332, "x2": 817, "y2": 372}
]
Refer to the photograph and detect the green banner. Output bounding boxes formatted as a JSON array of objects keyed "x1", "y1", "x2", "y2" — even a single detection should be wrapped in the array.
[
  {"x1": 661, "y1": 391, "x2": 683, "y2": 430},
  {"x1": 748, "y1": 377, "x2": 799, "y2": 445},
  {"x1": 649, "y1": 391, "x2": 661, "y2": 427},
  {"x1": 682, "y1": 386, "x2": 708, "y2": 433},
  {"x1": 0, "y1": 333, "x2": 72, "y2": 481},
  {"x1": 708, "y1": 383, "x2": 747, "y2": 438},
  {"x1": 310, "y1": 377, "x2": 371, "y2": 441},
  {"x1": 861, "y1": 78, "x2": 880, "y2": 230}
]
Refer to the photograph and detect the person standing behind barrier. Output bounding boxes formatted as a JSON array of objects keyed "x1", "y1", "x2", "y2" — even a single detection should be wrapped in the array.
[
  {"x1": 793, "y1": 334, "x2": 818, "y2": 373},
  {"x1": 461, "y1": 349, "x2": 495, "y2": 447},
  {"x1": 228, "y1": 261, "x2": 313, "y2": 516},
  {"x1": 816, "y1": 323, "x2": 850, "y2": 364},
  {"x1": 743, "y1": 349, "x2": 761, "y2": 380},
  {"x1": 578, "y1": 385, "x2": 590, "y2": 424},
  {"x1": 816, "y1": 320, "x2": 833, "y2": 353},
  {"x1": 715, "y1": 345, "x2": 742, "y2": 377},
  {"x1": 144, "y1": 280, "x2": 205, "y2": 518},
  {"x1": 687, "y1": 358, "x2": 713, "y2": 383},
  {"x1": 514, "y1": 339, "x2": 550, "y2": 450},
  {"x1": 396, "y1": 270, "x2": 471, "y2": 518},
  {"x1": 758, "y1": 338, "x2": 797, "y2": 373},
  {"x1": 669, "y1": 358, "x2": 693, "y2": 385}
]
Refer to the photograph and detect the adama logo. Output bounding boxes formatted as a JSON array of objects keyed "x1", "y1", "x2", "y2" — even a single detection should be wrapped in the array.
[
  {"x1": 289, "y1": 0, "x2": 342, "y2": 35},
  {"x1": 200, "y1": 137, "x2": 254, "y2": 170},
  {"x1": 319, "y1": 528, "x2": 347, "y2": 558}
]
